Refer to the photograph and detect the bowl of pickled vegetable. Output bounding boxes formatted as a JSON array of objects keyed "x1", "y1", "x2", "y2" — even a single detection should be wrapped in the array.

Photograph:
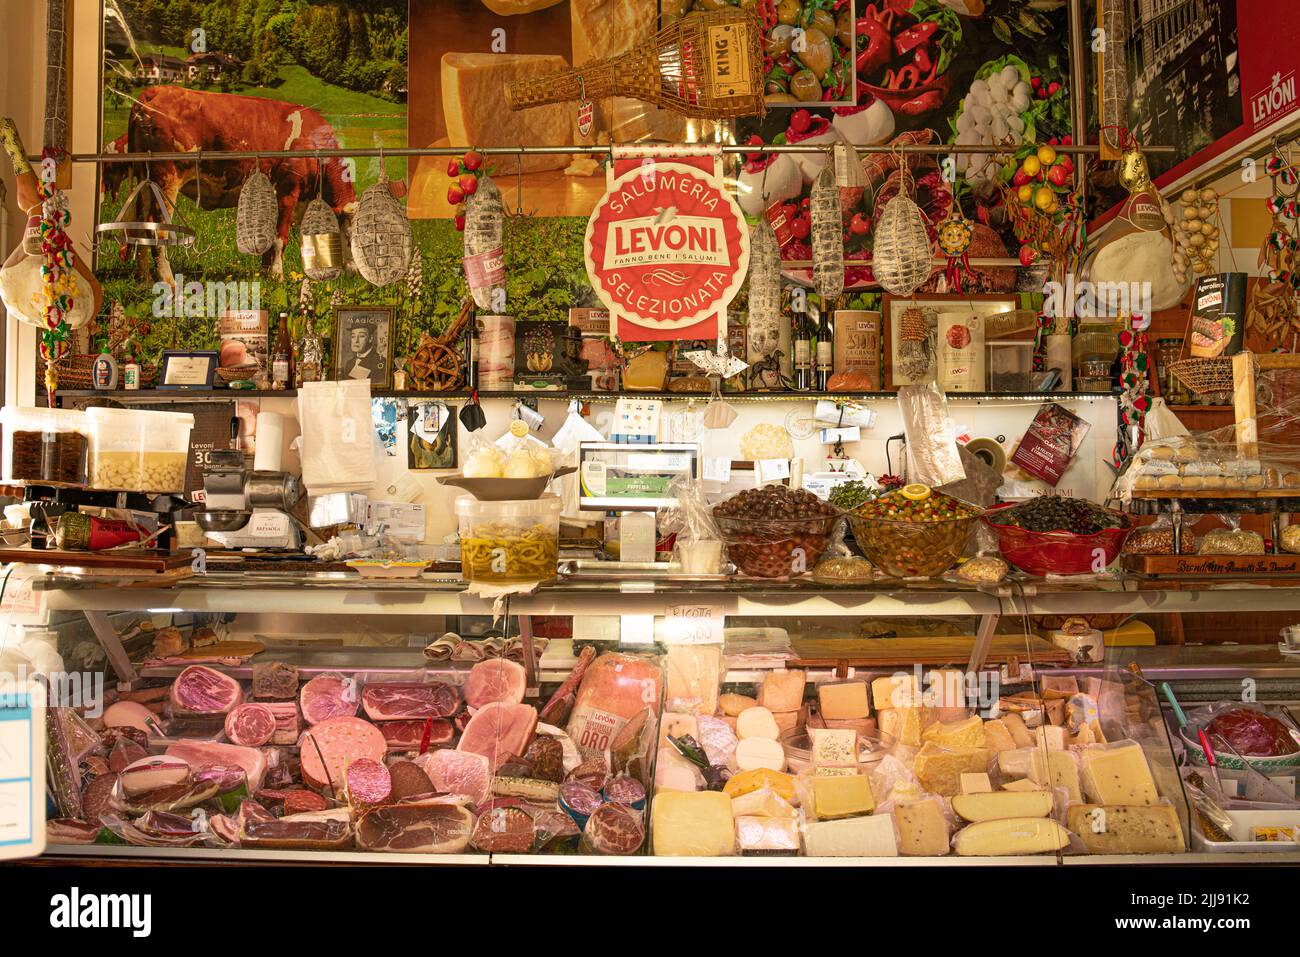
[{"x1": 847, "y1": 484, "x2": 981, "y2": 578}]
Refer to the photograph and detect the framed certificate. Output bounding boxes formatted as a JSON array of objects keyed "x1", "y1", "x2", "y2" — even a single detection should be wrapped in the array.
[{"x1": 159, "y1": 350, "x2": 219, "y2": 389}]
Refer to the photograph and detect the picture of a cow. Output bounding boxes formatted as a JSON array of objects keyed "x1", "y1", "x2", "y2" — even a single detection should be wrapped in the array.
[{"x1": 102, "y1": 86, "x2": 360, "y2": 283}]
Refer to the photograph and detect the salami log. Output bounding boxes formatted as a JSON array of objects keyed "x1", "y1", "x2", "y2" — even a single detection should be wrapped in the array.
[
  {"x1": 345, "y1": 757, "x2": 393, "y2": 808},
  {"x1": 299, "y1": 673, "x2": 359, "y2": 726},
  {"x1": 224, "y1": 703, "x2": 277, "y2": 747},
  {"x1": 298, "y1": 716, "x2": 387, "y2": 796},
  {"x1": 388, "y1": 760, "x2": 435, "y2": 800}
]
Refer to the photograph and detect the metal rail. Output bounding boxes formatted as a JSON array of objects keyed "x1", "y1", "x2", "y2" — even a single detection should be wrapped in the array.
[{"x1": 39, "y1": 143, "x2": 1178, "y2": 165}]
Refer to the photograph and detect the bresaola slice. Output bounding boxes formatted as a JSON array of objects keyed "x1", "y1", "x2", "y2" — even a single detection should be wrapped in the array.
[
  {"x1": 355, "y1": 803, "x2": 475, "y2": 853},
  {"x1": 362, "y1": 682, "x2": 460, "y2": 721},
  {"x1": 414, "y1": 749, "x2": 491, "y2": 807},
  {"x1": 224, "y1": 703, "x2": 277, "y2": 747},
  {"x1": 170, "y1": 665, "x2": 243, "y2": 716},
  {"x1": 457, "y1": 701, "x2": 537, "y2": 772},
  {"x1": 298, "y1": 716, "x2": 387, "y2": 797},
  {"x1": 299, "y1": 673, "x2": 359, "y2": 725},
  {"x1": 464, "y1": 659, "x2": 526, "y2": 711},
  {"x1": 377, "y1": 718, "x2": 454, "y2": 751},
  {"x1": 389, "y1": 760, "x2": 435, "y2": 800}
]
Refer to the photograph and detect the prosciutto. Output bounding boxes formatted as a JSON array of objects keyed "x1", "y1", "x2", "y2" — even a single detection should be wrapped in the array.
[
  {"x1": 355, "y1": 803, "x2": 475, "y2": 853},
  {"x1": 457, "y1": 701, "x2": 537, "y2": 772},
  {"x1": 362, "y1": 682, "x2": 460, "y2": 721},
  {"x1": 170, "y1": 665, "x2": 243, "y2": 716},
  {"x1": 299, "y1": 673, "x2": 358, "y2": 725},
  {"x1": 414, "y1": 749, "x2": 491, "y2": 807},
  {"x1": 464, "y1": 659, "x2": 526, "y2": 711}
]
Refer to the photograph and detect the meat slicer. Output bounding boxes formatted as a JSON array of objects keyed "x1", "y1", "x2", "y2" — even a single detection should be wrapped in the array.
[{"x1": 195, "y1": 448, "x2": 303, "y2": 549}]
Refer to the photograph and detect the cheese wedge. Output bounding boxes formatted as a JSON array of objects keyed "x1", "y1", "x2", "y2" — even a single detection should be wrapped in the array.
[
  {"x1": 731, "y1": 789, "x2": 796, "y2": 818},
  {"x1": 723, "y1": 768, "x2": 797, "y2": 802},
  {"x1": 1066, "y1": 804, "x2": 1185, "y2": 854},
  {"x1": 811, "y1": 728, "x2": 857, "y2": 767},
  {"x1": 951, "y1": 789, "x2": 1054, "y2": 822},
  {"x1": 1000, "y1": 712, "x2": 1034, "y2": 748},
  {"x1": 759, "y1": 670, "x2": 806, "y2": 713},
  {"x1": 895, "y1": 798, "x2": 950, "y2": 856},
  {"x1": 922, "y1": 715, "x2": 986, "y2": 750},
  {"x1": 665, "y1": 644, "x2": 721, "y2": 715},
  {"x1": 736, "y1": 815, "x2": 800, "y2": 853},
  {"x1": 1080, "y1": 743, "x2": 1160, "y2": 806},
  {"x1": 954, "y1": 818, "x2": 1070, "y2": 856},
  {"x1": 913, "y1": 743, "x2": 991, "y2": 797},
  {"x1": 960, "y1": 772, "x2": 992, "y2": 794},
  {"x1": 813, "y1": 774, "x2": 875, "y2": 819},
  {"x1": 1035, "y1": 724, "x2": 1067, "y2": 751},
  {"x1": 1002, "y1": 778, "x2": 1047, "y2": 792},
  {"x1": 818, "y1": 680, "x2": 870, "y2": 720},
  {"x1": 659, "y1": 712, "x2": 699, "y2": 746},
  {"x1": 441, "y1": 53, "x2": 571, "y2": 173},
  {"x1": 879, "y1": 705, "x2": 934, "y2": 747},
  {"x1": 982, "y1": 719, "x2": 1017, "y2": 752},
  {"x1": 872, "y1": 674, "x2": 919, "y2": 710},
  {"x1": 805, "y1": 814, "x2": 898, "y2": 857},
  {"x1": 719, "y1": 693, "x2": 757, "y2": 717},
  {"x1": 652, "y1": 791, "x2": 735, "y2": 856}
]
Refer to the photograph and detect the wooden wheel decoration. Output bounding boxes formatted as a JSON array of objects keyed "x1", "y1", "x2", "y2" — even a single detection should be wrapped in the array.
[{"x1": 408, "y1": 299, "x2": 474, "y2": 391}]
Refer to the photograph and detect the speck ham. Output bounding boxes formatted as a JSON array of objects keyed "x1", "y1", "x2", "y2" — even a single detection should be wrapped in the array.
[
  {"x1": 255, "y1": 788, "x2": 331, "y2": 815},
  {"x1": 457, "y1": 701, "x2": 538, "y2": 772},
  {"x1": 170, "y1": 665, "x2": 243, "y2": 717},
  {"x1": 464, "y1": 659, "x2": 526, "y2": 711},
  {"x1": 298, "y1": 716, "x2": 386, "y2": 797},
  {"x1": 225, "y1": 703, "x2": 277, "y2": 747},
  {"x1": 377, "y1": 718, "x2": 454, "y2": 751},
  {"x1": 356, "y1": 802, "x2": 474, "y2": 853},
  {"x1": 299, "y1": 673, "x2": 358, "y2": 726},
  {"x1": 362, "y1": 682, "x2": 461, "y2": 721}
]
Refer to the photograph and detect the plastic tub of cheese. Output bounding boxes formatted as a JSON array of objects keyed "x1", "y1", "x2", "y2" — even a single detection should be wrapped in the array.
[
  {"x1": 456, "y1": 494, "x2": 561, "y2": 583},
  {"x1": 85, "y1": 406, "x2": 193, "y2": 493},
  {"x1": 1194, "y1": 810, "x2": 1300, "y2": 852},
  {"x1": 780, "y1": 728, "x2": 894, "y2": 774}
]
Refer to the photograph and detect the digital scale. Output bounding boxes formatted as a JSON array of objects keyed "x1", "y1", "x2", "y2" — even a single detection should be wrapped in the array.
[{"x1": 578, "y1": 442, "x2": 699, "y2": 564}]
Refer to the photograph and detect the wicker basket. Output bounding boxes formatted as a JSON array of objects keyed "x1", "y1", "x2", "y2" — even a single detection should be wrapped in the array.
[
  {"x1": 215, "y1": 363, "x2": 260, "y2": 384},
  {"x1": 1169, "y1": 353, "x2": 1256, "y2": 397},
  {"x1": 351, "y1": 166, "x2": 412, "y2": 286},
  {"x1": 236, "y1": 168, "x2": 278, "y2": 255},
  {"x1": 51, "y1": 354, "x2": 157, "y2": 390}
]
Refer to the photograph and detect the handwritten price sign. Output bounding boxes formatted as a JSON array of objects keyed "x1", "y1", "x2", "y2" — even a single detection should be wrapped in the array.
[{"x1": 663, "y1": 604, "x2": 724, "y2": 645}]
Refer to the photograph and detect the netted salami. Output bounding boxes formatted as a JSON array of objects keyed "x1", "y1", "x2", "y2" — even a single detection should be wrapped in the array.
[
  {"x1": 581, "y1": 802, "x2": 644, "y2": 855},
  {"x1": 470, "y1": 805, "x2": 534, "y2": 853}
]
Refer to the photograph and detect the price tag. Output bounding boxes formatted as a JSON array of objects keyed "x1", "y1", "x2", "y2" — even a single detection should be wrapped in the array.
[
  {"x1": 663, "y1": 604, "x2": 725, "y2": 645},
  {"x1": 702, "y1": 457, "x2": 732, "y2": 482},
  {"x1": 757, "y1": 458, "x2": 791, "y2": 483},
  {"x1": 0, "y1": 682, "x2": 46, "y2": 860}
]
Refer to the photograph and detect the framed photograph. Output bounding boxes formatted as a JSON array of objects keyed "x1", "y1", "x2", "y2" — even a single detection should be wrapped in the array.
[
  {"x1": 884, "y1": 295, "x2": 1020, "y2": 391},
  {"x1": 334, "y1": 306, "x2": 394, "y2": 388},
  {"x1": 408, "y1": 401, "x2": 457, "y2": 470},
  {"x1": 158, "y1": 350, "x2": 218, "y2": 389}
]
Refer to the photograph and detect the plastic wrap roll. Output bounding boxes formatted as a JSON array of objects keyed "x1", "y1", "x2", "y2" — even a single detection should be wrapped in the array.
[
  {"x1": 253, "y1": 412, "x2": 284, "y2": 472},
  {"x1": 1046, "y1": 334, "x2": 1072, "y2": 391},
  {"x1": 477, "y1": 315, "x2": 515, "y2": 391}
]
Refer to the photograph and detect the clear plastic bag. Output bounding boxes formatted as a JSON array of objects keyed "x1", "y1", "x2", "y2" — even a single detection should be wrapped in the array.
[{"x1": 659, "y1": 475, "x2": 725, "y2": 574}]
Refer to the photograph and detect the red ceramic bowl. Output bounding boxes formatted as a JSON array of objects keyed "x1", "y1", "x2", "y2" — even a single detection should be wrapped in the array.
[{"x1": 982, "y1": 503, "x2": 1134, "y2": 577}]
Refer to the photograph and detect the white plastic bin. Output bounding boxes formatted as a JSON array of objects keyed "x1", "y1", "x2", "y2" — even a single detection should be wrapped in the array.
[
  {"x1": 456, "y1": 494, "x2": 561, "y2": 583},
  {"x1": 85, "y1": 406, "x2": 194, "y2": 493},
  {"x1": 0, "y1": 406, "x2": 89, "y2": 486}
]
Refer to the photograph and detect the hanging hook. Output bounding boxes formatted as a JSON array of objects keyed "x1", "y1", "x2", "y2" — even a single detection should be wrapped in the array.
[{"x1": 516, "y1": 150, "x2": 524, "y2": 217}]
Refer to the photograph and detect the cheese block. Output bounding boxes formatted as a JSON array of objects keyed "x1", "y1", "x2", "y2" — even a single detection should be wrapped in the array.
[
  {"x1": 953, "y1": 818, "x2": 1070, "y2": 856},
  {"x1": 772, "y1": 709, "x2": 801, "y2": 735},
  {"x1": 805, "y1": 813, "x2": 898, "y2": 857},
  {"x1": 951, "y1": 789, "x2": 1054, "y2": 822},
  {"x1": 759, "y1": 670, "x2": 806, "y2": 713},
  {"x1": 652, "y1": 791, "x2": 735, "y2": 856},
  {"x1": 1035, "y1": 725, "x2": 1067, "y2": 751},
  {"x1": 818, "y1": 680, "x2": 870, "y2": 720},
  {"x1": 482, "y1": 0, "x2": 564, "y2": 14},
  {"x1": 665, "y1": 644, "x2": 721, "y2": 715},
  {"x1": 811, "y1": 728, "x2": 857, "y2": 767},
  {"x1": 872, "y1": 674, "x2": 919, "y2": 710},
  {"x1": 737, "y1": 706, "x2": 780, "y2": 740},
  {"x1": 895, "y1": 798, "x2": 950, "y2": 856},
  {"x1": 719, "y1": 693, "x2": 757, "y2": 717},
  {"x1": 815, "y1": 766, "x2": 859, "y2": 777},
  {"x1": 735, "y1": 737, "x2": 786, "y2": 772},
  {"x1": 731, "y1": 789, "x2": 796, "y2": 818},
  {"x1": 982, "y1": 719, "x2": 1017, "y2": 752},
  {"x1": 1080, "y1": 743, "x2": 1160, "y2": 806},
  {"x1": 1030, "y1": 750, "x2": 1083, "y2": 804},
  {"x1": 997, "y1": 747, "x2": 1036, "y2": 778},
  {"x1": 813, "y1": 774, "x2": 875, "y2": 819},
  {"x1": 913, "y1": 743, "x2": 991, "y2": 797},
  {"x1": 1066, "y1": 804, "x2": 1185, "y2": 854},
  {"x1": 723, "y1": 768, "x2": 796, "y2": 802},
  {"x1": 658, "y1": 712, "x2": 699, "y2": 746},
  {"x1": 878, "y1": 706, "x2": 934, "y2": 747},
  {"x1": 1000, "y1": 712, "x2": 1034, "y2": 748},
  {"x1": 889, "y1": 780, "x2": 925, "y2": 804},
  {"x1": 922, "y1": 715, "x2": 986, "y2": 750},
  {"x1": 571, "y1": 0, "x2": 654, "y2": 65},
  {"x1": 1070, "y1": 723, "x2": 1097, "y2": 747},
  {"x1": 736, "y1": 815, "x2": 800, "y2": 854},
  {"x1": 959, "y1": 772, "x2": 992, "y2": 794},
  {"x1": 1002, "y1": 778, "x2": 1047, "y2": 792},
  {"x1": 821, "y1": 716, "x2": 876, "y2": 738},
  {"x1": 441, "y1": 53, "x2": 571, "y2": 173},
  {"x1": 935, "y1": 707, "x2": 972, "y2": 724},
  {"x1": 654, "y1": 746, "x2": 699, "y2": 793}
]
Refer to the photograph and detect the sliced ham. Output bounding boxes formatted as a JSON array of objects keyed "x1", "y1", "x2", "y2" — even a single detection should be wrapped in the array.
[
  {"x1": 378, "y1": 718, "x2": 454, "y2": 751},
  {"x1": 362, "y1": 682, "x2": 460, "y2": 721},
  {"x1": 298, "y1": 716, "x2": 387, "y2": 797},
  {"x1": 262, "y1": 701, "x2": 301, "y2": 745},
  {"x1": 102, "y1": 700, "x2": 161, "y2": 735},
  {"x1": 170, "y1": 665, "x2": 243, "y2": 716},
  {"x1": 224, "y1": 703, "x2": 277, "y2": 747},
  {"x1": 355, "y1": 803, "x2": 475, "y2": 853},
  {"x1": 165, "y1": 739, "x2": 268, "y2": 793},
  {"x1": 457, "y1": 701, "x2": 537, "y2": 772},
  {"x1": 299, "y1": 673, "x2": 359, "y2": 725},
  {"x1": 415, "y1": 749, "x2": 491, "y2": 806},
  {"x1": 464, "y1": 659, "x2": 527, "y2": 711}
]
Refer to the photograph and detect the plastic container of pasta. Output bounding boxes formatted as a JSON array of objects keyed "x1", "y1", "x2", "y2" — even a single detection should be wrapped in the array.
[{"x1": 456, "y1": 494, "x2": 562, "y2": 583}]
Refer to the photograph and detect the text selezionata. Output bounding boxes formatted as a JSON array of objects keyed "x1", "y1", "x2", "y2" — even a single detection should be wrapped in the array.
[{"x1": 605, "y1": 270, "x2": 733, "y2": 320}]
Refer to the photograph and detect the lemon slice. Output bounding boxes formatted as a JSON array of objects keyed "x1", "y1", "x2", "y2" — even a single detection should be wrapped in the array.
[
  {"x1": 900, "y1": 483, "x2": 931, "y2": 502},
  {"x1": 508, "y1": 419, "x2": 530, "y2": 438}
]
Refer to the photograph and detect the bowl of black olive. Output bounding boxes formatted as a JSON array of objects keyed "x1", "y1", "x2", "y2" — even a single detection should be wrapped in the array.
[
  {"x1": 713, "y1": 486, "x2": 842, "y2": 579},
  {"x1": 982, "y1": 497, "x2": 1133, "y2": 576}
]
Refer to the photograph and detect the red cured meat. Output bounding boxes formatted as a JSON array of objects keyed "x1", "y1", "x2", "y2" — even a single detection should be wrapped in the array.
[
  {"x1": 566, "y1": 653, "x2": 661, "y2": 757},
  {"x1": 299, "y1": 673, "x2": 358, "y2": 725},
  {"x1": 298, "y1": 716, "x2": 387, "y2": 796},
  {"x1": 209, "y1": 814, "x2": 240, "y2": 845},
  {"x1": 470, "y1": 806, "x2": 534, "y2": 853},
  {"x1": 251, "y1": 660, "x2": 299, "y2": 700},
  {"x1": 103, "y1": 729, "x2": 149, "y2": 774},
  {"x1": 1207, "y1": 708, "x2": 1300, "y2": 757},
  {"x1": 346, "y1": 757, "x2": 392, "y2": 807},
  {"x1": 170, "y1": 665, "x2": 243, "y2": 716},
  {"x1": 415, "y1": 749, "x2": 491, "y2": 806},
  {"x1": 255, "y1": 789, "x2": 331, "y2": 815},
  {"x1": 356, "y1": 803, "x2": 475, "y2": 853},
  {"x1": 388, "y1": 760, "x2": 435, "y2": 800},
  {"x1": 539, "y1": 645, "x2": 596, "y2": 725},
  {"x1": 81, "y1": 773, "x2": 117, "y2": 826},
  {"x1": 457, "y1": 701, "x2": 538, "y2": 772},
  {"x1": 362, "y1": 682, "x2": 460, "y2": 721},
  {"x1": 48, "y1": 819, "x2": 103, "y2": 844},
  {"x1": 224, "y1": 703, "x2": 277, "y2": 747},
  {"x1": 378, "y1": 718, "x2": 454, "y2": 751},
  {"x1": 165, "y1": 739, "x2": 267, "y2": 793},
  {"x1": 464, "y1": 659, "x2": 527, "y2": 711},
  {"x1": 582, "y1": 802, "x2": 644, "y2": 855},
  {"x1": 240, "y1": 808, "x2": 352, "y2": 850},
  {"x1": 262, "y1": 702, "x2": 301, "y2": 745}
]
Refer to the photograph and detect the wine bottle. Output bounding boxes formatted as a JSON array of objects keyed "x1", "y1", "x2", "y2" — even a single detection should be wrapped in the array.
[
  {"x1": 272, "y1": 312, "x2": 293, "y2": 390},
  {"x1": 792, "y1": 304, "x2": 812, "y2": 392},
  {"x1": 815, "y1": 306, "x2": 834, "y2": 391}
]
